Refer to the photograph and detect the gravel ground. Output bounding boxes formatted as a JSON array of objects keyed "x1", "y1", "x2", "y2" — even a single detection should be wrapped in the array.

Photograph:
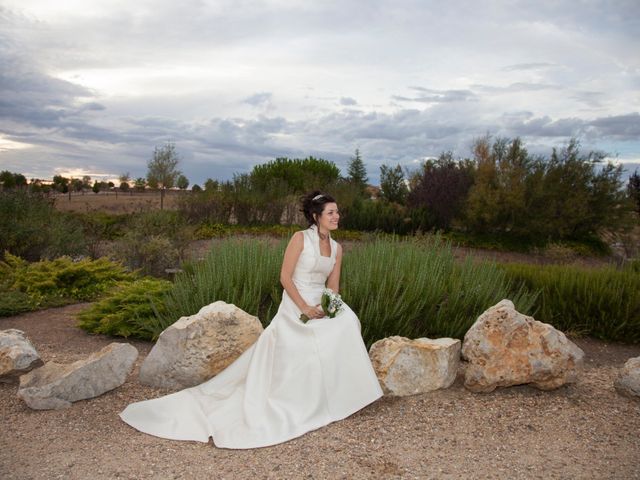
[{"x1": 1, "y1": 304, "x2": 639, "y2": 480}]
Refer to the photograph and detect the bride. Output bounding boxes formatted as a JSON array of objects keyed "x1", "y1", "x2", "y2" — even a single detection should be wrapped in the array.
[{"x1": 119, "y1": 191, "x2": 384, "y2": 449}]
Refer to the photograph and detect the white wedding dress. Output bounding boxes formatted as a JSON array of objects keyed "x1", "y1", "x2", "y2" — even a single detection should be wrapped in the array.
[{"x1": 119, "y1": 225, "x2": 383, "y2": 449}]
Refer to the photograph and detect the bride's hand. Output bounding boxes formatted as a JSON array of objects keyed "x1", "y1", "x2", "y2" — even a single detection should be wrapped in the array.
[{"x1": 302, "y1": 305, "x2": 324, "y2": 319}]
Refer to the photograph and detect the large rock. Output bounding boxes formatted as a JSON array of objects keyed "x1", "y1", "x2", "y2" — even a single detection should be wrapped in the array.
[
  {"x1": 369, "y1": 336, "x2": 461, "y2": 396},
  {"x1": 461, "y1": 299, "x2": 584, "y2": 393},
  {"x1": 17, "y1": 343, "x2": 138, "y2": 410},
  {"x1": 0, "y1": 329, "x2": 43, "y2": 383},
  {"x1": 139, "y1": 301, "x2": 263, "y2": 389},
  {"x1": 614, "y1": 356, "x2": 640, "y2": 400}
]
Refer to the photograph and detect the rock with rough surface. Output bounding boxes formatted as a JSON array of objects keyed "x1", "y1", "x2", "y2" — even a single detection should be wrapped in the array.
[
  {"x1": 139, "y1": 301, "x2": 263, "y2": 389},
  {"x1": 369, "y1": 336, "x2": 461, "y2": 396},
  {"x1": 17, "y1": 342, "x2": 138, "y2": 410},
  {"x1": 462, "y1": 299, "x2": 584, "y2": 393},
  {"x1": 614, "y1": 356, "x2": 640, "y2": 400},
  {"x1": 0, "y1": 329, "x2": 43, "y2": 383}
]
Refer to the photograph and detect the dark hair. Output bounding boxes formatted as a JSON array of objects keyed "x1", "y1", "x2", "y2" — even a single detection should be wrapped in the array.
[{"x1": 300, "y1": 190, "x2": 337, "y2": 226}]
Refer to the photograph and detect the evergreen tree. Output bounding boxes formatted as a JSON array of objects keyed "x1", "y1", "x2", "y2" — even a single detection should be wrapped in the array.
[{"x1": 347, "y1": 149, "x2": 368, "y2": 193}]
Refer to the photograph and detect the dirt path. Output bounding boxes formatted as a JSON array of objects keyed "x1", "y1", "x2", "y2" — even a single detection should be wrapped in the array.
[{"x1": 1, "y1": 304, "x2": 639, "y2": 480}]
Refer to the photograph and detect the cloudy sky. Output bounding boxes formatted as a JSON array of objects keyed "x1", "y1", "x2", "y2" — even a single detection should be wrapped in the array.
[{"x1": 1, "y1": 0, "x2": 639, "y2": 186}]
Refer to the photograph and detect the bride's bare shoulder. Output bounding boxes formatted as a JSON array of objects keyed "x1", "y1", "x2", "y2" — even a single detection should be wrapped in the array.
[
  {"x1": 332, "y1": 238, "x2": 342, "y2": 253},
  {"x1": 288, "y1": 230, "x2": 306, "y2": 245}
]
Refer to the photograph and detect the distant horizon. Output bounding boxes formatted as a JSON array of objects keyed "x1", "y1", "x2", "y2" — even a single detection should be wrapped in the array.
[
  {"x1": 6, "y1": 143, "x2": 639, "y2": 190},
  {"x1": 1, "y1": 1, "x2": 639, "y2": 186}
]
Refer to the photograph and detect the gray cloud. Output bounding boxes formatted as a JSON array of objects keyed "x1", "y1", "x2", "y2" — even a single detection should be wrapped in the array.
[
  {"x1": 243, "y1": 92, "x2": 273, "y2": 107},
  {"x1": 396, "y1": 88, "x2": 477, "y2": 104},
  {"x1": 1, "y1": 0, "x2": 639, "y2": 185},
  {"x1": 502, "y1": 62, "x2": 557, "y2": 71},
  {"x1": 472, "y1": 83, "x2": 563, "y2": 94},
  {"x1": 588, "y1": 113, "x2": 640, "y2": 140},
  {"x1": 0, "y1": 59, "x2": 96, "y2": 129},
  {"x1": 340, "y1": 97, "x2": 357, "y2": 106}
]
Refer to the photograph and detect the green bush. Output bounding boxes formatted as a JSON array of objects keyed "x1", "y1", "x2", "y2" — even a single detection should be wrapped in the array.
[
  {"x1": 148, "y1": 237, "x2": 537, "y2": 348},
  {"x1": 77, "y1": 212, "x2": 128, "y2": 258},
  {"x1": 340, "y1": 198, "x2": 412, "y2": 234},
  {"x1": 341, "y1": 236, "x2": 538, "y2": 347},
  {"x1": 77, "y1": 278, "x2": 172, "y2": 339},
  {"x1": 0, "y1": 290, "x2": 37, "y2": 317},
  {"x1": 75, "y1": 237, "x2": 640, "y2": 346},
  {"x1": 112, "y1": 210, "x2": 193, "y2": 277},
  {"x1": 113, "y1": 232, "x2": 182, "y2": 277},
  {"x1": 0, "y1": 253, "x2": 134, "y2": 314},
  {"x1": 0, "y1": 190, "x2": 87, "y2": 261},
  {"x1": 152, "y1": 239, "x2": 285, "y2": 339},
  {"x1": 501, "y1": 262, "x2": 640, "y2": 342}
]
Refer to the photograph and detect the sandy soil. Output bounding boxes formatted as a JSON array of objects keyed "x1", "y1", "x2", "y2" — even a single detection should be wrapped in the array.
[{"x1": 1, "y1": 304, "x2": 639, "y2": 480}]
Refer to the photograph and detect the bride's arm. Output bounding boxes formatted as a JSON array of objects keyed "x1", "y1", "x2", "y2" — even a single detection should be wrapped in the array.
[
  {"x1": 325, "y1": 243, "x2": 342, "y2": 293},
  {"x1": 280, "y1": 231, "x2": 324, "y2": 319}
]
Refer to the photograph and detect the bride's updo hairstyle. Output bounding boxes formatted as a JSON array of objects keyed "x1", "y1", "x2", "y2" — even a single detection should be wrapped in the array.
[{"x1": 301, "y1": 190, "x2": 336, "y2": 226}]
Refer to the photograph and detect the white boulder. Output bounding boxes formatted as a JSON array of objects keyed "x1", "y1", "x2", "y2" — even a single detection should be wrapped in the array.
[
  {"x1": 0, "y1": 329, "x2": 43, "y2": 383},
  {"x1": 614, "y1": 356, "x2": 640, "y2": 400},
  {"x1": 17, "y1": 342, "x2": 138, "y2": 410},
  {"x1": 369, "y1": 335, "x2": 461, "y2": 396},
  {"x1": 139, "y1": 301, "x2": 263, "y2": 389},
  {"x1": 462, "y1": 299, "x2": 584, "y2": 393}
]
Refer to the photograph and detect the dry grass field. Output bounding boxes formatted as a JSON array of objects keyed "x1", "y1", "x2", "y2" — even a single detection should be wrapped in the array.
[{"x1": 53, "y1": 191, "x2": 183, "y2": 214}]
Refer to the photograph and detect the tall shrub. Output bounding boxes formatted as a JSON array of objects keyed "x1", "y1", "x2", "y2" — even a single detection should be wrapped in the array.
[
  {"x1": 152, "y1": 237, "x2": 537, "y2": 347},
  {"x1": 341, "y1": 236, "x2": 537, "y2": 346},
  {"x1": 501, "y1": 262, "x2": 640, "y2": 342},
  {"x1": 0, "y1": 190, "x2": 87, "y2": 261}
]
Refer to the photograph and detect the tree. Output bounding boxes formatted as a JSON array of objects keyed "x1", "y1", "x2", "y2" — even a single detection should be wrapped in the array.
[
  {"x1": 147, "y1": 141, "x2": 182, "y2": 210},
  {"x1": 204, "y1": 178, "x2": 219, "y2": 192},
  {"x1": 14, "y1": 173, "x2": 27, "y2": 188},
  {"x1": 52, "y1": 175, "x2": 69, "y2": 193},
  {"x1": 346, "y1": 148, "x2": 368, "y2": 194},
  {"x1": 119, "y1": 172, "x2": 131, "y2": 192},
  {"x1": 628, "y1": 169, "x2": 640, "y2": 214},
  {"x1": 250, "y1": 156, "x2": 340, "y2": 194},
  {"x1": 0, "y1": 171, "x2": 15, "y2": 189},
  {"x1": 379, "y1": 164, "x2": 408, "y2": 204},
  {"x1": 92, "y1": 180, "x2": 101, "y2": 194},
  {"x1": 191, "y1": 184, "x2": 202, "y2": 192},
  {"x1": 465, "y1": 136, "x2": 533, "y2": 235},
  {"x1": 82, "y1": 175, "x2": 92, "y2": 190},
  {"x1": 134, "y1": 177, "x2": 146, "y2": 192},
  {"x1": 176, "y1": 174, "x2": 189, "y2": 190},
  {"x1": 70, "y1": 178, "x2": 84, "y2": 192},
  {"x1": 0, "y1": 171, "x2": 27, "y2": 189},
  {"x1": 408, "y1": 152, "x2": 475, "y2": 230},
  {"x1": 464, "y1": 137, "x2": 633, "y2": 240}
]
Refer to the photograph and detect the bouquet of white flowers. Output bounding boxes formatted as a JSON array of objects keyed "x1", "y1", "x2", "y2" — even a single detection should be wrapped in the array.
[{"x1": 300, "y1": 288, "x2": 344, "y2": 323}]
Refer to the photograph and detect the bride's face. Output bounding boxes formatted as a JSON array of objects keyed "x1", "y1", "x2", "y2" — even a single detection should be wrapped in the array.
[{"x1": 316, "y1": 202, "x2": 340, "y2": 231}]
